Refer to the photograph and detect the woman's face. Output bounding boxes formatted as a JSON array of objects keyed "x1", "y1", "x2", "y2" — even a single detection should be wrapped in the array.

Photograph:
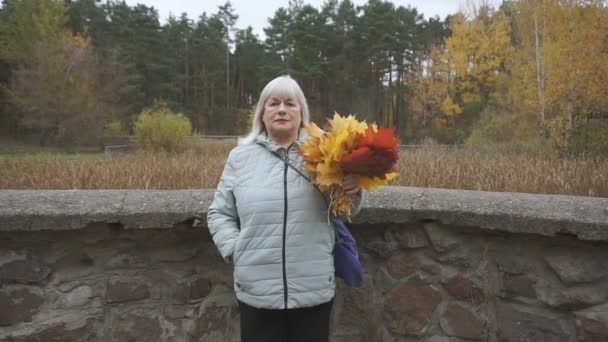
[{"x1": 262, "y1": 93, "x2": 302, "y2": 140}]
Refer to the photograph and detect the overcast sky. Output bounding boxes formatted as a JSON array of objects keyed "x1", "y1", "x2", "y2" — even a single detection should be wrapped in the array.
[{"x1": 125, "y1": 0, "x2": 462, "y2": 38}]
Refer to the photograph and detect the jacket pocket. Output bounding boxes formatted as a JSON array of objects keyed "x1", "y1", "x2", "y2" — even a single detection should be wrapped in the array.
[{"x1": 233, "y1": 228, "x2": 247, "y2": 263}]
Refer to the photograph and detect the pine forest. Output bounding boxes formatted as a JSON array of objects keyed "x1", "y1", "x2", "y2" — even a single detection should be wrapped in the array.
[{"x1": 0, "y1": 0, "x2": 607, "y2": 154}]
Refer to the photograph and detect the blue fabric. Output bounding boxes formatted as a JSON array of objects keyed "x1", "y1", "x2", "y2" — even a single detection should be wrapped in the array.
[{"x1": 332, "y1": 217, "x2": 363, "y2": 287}]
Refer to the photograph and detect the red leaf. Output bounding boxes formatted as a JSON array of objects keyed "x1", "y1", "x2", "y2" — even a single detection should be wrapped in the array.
[{"x1": 341, "y1": 126, "x2": 400, "y2": 177}]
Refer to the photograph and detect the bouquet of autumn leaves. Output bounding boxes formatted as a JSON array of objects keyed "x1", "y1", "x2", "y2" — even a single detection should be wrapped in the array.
[{"x1": 299, "y1": 113, "x2": 400, "y2": 219}]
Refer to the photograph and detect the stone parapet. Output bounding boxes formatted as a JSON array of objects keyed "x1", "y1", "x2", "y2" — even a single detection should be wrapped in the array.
[
  {"x1": 1, "y1": 187, "x2": 607, "y2": 240},
  {"x1": 0, "y1": 187, "x2": 607, "y2": 341}
]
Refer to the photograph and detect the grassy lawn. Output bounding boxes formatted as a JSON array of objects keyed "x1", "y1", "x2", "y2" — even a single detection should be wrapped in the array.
[
  {"x1": 1, "y1": 141, "x2": 607, "y2": 198},
  {"x1": 0, "y1": 142, "x2": 106, "y2": 160},
  {"x1": 0, "y1": 151, "x2": 107, "y2": 160}
]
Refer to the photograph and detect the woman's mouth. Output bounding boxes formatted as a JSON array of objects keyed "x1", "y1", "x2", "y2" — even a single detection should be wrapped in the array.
[{"x1": 274, "y1": 119, "x2": 288, "y2": 123}]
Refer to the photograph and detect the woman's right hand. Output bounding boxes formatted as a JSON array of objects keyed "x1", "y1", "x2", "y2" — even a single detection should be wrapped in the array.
[{"x1": 343, "y1": 174, "x2": 361, "y2": 195}]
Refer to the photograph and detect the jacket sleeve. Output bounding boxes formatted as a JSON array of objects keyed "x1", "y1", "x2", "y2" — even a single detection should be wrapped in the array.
[{"x1": 207, "y1": 150, "x2": 240, "y2": 262}]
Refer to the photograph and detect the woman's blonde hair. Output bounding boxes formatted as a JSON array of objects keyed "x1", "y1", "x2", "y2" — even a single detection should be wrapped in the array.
[{"x1": 238, "y1": 75, "x2": 310, "y2": 145}]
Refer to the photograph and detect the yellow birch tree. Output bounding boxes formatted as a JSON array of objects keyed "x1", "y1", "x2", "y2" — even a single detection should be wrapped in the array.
[{"x1": 510, "y1": 0, "x2": 608, "y2": 150}]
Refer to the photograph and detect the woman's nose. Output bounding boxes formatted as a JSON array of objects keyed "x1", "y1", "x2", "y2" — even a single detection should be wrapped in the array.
[{"x1": 277, "y1": 102, "x2": 287, "y2": 113}]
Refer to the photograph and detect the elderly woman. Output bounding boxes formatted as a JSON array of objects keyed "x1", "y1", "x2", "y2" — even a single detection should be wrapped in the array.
[{"x1": 207, "y1": 75, "x2": 362, "y2": 342}]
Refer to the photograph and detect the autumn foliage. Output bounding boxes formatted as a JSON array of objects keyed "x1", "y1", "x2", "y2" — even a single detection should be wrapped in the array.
[
  {"x1": 408, "y1": 1, "x2": 608, "y2": 153},
  {"x1": 300, "y1": 113, "x2": 400, "y2": 218},
  {"x1": 342, "y1": 126, "x2": 400, "y2": 178}
]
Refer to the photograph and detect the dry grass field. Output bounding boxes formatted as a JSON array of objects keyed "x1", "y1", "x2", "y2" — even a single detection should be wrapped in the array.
[{"x1": 1, "y1": 142, "x2": 607, "y2": 198}]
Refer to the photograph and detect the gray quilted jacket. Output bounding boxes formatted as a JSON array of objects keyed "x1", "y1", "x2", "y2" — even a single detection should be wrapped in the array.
[{"x1": 207, "y1": 130, "x2": 362, "y2": 309}]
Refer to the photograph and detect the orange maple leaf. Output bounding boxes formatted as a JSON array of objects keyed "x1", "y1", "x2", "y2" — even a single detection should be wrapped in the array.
[{"x1": 341, "y1": 126, "x2": 400, "y2": 178}]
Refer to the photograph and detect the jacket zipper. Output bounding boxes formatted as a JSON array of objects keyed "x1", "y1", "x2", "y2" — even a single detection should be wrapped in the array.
[{"x1": 282, "y1": 150, "x2": 289, "y2": 309}]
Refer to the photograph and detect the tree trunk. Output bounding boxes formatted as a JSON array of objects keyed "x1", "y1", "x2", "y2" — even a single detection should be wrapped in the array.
[
  {"x1": 388, "y1": 61, "x2": 393, "y2": 127},
  {"x1": 533, "y1": 0, "x2": 546, "y2": 143},
  {"x1": 185, "y1": 38, "x2": 189, "y2": 108},
  {"x1": 226, "y1": 33, "x2": 230, "y2": 113}
]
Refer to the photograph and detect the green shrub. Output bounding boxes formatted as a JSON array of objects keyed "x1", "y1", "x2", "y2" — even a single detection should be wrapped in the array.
[
  {"x1": 103, "y1": 120, "x2": 128, "y2": 144},
  {"x1": 235, "y1": 105, "x2": 255, "y2": 134},
  {"x1": 104, "y1": 121, "x2": 124, "y2": 137},
  {"x1": 568, "y1": 118, "x2": 608, "y2": 157},
  {"x1": 132, "y1": 104, "x2": 192, "y2": 152},
  {"x1": 465, "y1": 109, "x2": 545, "y2": 154}
]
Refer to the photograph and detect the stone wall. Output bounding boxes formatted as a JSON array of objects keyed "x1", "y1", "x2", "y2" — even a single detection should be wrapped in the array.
[{"x1": 0, "y1": 188, "x2": 607, "y2": 341}]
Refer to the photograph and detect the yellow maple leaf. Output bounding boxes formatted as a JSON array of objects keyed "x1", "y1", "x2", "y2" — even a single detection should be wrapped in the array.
[
  {"x1": 329, "y1": 113, "x2": 368, "y2": 138},
  {"x1": 355, "y1": 172, "x2": 397, "y2": 190},
  {"x1": 313, "y1": 160, "x2": 343, "y2": 188},
  {"x1": 304, "y1": 121, "x2": 325, "y2": 138}
]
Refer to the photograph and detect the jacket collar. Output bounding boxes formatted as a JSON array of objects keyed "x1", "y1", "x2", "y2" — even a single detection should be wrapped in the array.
[{"x1": 255, "y1": 127, "x2": 308, "y2": 152}]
